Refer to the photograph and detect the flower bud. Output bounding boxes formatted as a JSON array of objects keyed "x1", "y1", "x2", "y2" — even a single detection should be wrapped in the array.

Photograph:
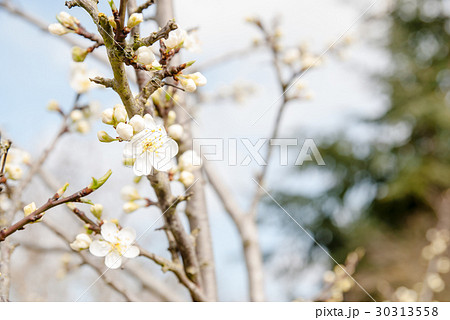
[
  {"x1": 127, "y1": 13, "x2": 143, "y2": 28},
  {"x1": 72, "y1": 46, "x2": 89, "y2": 62},
  {"x1": 116, "y1": 123, "x2": 134, "y2": 141},
  {"x1": 5, "y1": 164, "x2": 23, "y2": 180},
  {"x1": 75, "y1": 120, "x2": 90, "y2": 134},
  {"x1": 70, "y1": 234, "x2": 92, "y2": 251},
  {"x1": 108, "y1": 16, "x2": 117, "y2": 29},
  {"x1": 282, "y1": 48, "x2": 300, "y2": 65},
  {"x1": 23, "y1": 202, "x2": 37, "y2": 216},
  {"x1": 129, "y1": 115, "x2": 145, "y2": 134},
  {"x1": 186, "y1": 72, "x2": 207, "y2": 87},
  {"x1": 179, "y1": 150, "x2": 202, "y2": 170},
  {"x1": 101, "y1": 108, "x2": 114, "y2": 125},
  {"x1": 47, "y1": 99, "x2": 61, "y2": 112},
  {"x1": 123, "y1": 201, "x2": 141, "y2": 213},
  {"x1": 90, "y1": 203, "x2": 103, "y2": 219},
  {"x1": 113, "y1": 104, "x2": 127, "y2": 123},
  {"x1": 56, "y1": 12, "x2": 79, "y2": 30},
  {"x1": 56, "y1": 183, "x2": 69, "y2": 198},
  {"x1": 179, "y1": 171, "x2": 195, "y2": 187},
  {"x1": 151, "y1": 88, "x2": 163, "y2": 106},
  {"x1": 180, "y1": 78, "x2": 196, "y2": 92},
  {"x1": 121, "y1": 186, "x2": 141, "y2": 201},
  {"x1": 165, "y1": 29, "x2": 187, "y2": 50},
  {"x1": 70, "y1": 109, "x2": 84, "y2": 122},
  {"x1": 97, "y1": 130, "x2": 116, "y2": 143},
  {"x1": 168, "y1": 124, "x2": 184, "y2": 140},
  {"x1": 167, "y1": 110, "x2": 177, "y2": 125},
  {"x1": 48, "y1": 23, "x2": 69, "y2": 35},
  {"x1": 135, "y1": 46, "x2": 156, "y2": 66}
]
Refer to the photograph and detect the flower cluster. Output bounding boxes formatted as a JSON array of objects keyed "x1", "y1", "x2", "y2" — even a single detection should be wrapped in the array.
[
  {"x1": 68, "y1": 102, "x2": 100, "y2": 134},
  {"x1": 48, "y1": 12, "x2": 79, "y2": 36},
  {"x1": 99, "y1": 108, "x2": 179, "y2": 175}
]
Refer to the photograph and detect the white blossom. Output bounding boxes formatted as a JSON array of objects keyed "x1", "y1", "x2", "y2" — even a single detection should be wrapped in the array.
[
  {"x1": 167, "y1": 124, "x2": 184, "y2": 140},
  {"x1": 123, "y1": 116, "x2": 179, "y2": 175},
  {"x1": 89, "y1": 222, "x2": 140, "y2": 269},
  {"x1": 70, "y1": 234, "x2": 92, "y2": 251},
  {"x1": 165, "y1": 28, "x2": 187, "y2": 50},
  {"x1": 129, "y1": 115, "x2": 145, "y2": 134},
  {"x1": 48, "y1": 23, "x2": 70, "y2": 36},
  {"x1": 116, "y1": 123, "x2": 134, "y2": 141}
]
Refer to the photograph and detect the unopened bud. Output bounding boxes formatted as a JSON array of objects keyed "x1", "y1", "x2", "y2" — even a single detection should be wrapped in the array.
[{"x1": 72, "y1": 46, "x2": 89, "y2": 62}]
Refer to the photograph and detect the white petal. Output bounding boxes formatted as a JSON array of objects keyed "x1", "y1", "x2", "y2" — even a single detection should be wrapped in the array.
[
  {"x1": 105, "y1": 251, "x2": 122, "y2": 269},
  {"x1": 117, "y1": 227, "x2": 136, "y2": 245},
  {"x1": 143, "y1": 114, "x2": 157, "y2": 129},
  {"x1": 101, "y1": 222, "x2": 119, "y2": 242},
  {"x1": 133, "y1": 153, "x2": 153, "y2": 176},
  {"x1": 123, "y1": 245, "x2": 140, "y2": 258},
  {"x1": 89, "y1": 240, "x2": 110, "y2": 257},
  {"x1": 151, "y1": 138, "x2": 179, "y2": 172}
]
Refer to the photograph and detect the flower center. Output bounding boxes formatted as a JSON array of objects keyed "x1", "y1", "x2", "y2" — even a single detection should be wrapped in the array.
[
  {"x1": 111, "y1": 241, "x2": 123, "y2": 254},
  {"x1": 141, "y1": 129, "x2": 164, "y2": 154}
]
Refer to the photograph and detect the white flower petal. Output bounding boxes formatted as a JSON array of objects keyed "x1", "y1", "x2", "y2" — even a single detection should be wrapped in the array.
[
  {"x1": 151, "y1": 138, "x2": 179, "y2": 171},
  {"x1": 101, "y1": 222, "x2": 119, "y2": 242},
  {"x1": 123, "y1": 245, "x2": 140, "y2": 258},
  {"x1": 143, "y1": 114, "x2": 157, "y2": 129},
  {"x1": 105, "y1": 251, "x2": 122, "y2": 269},
  {"x1": 89, "y1": 240, "x2": 110, "y2": 257},
  {"x1": 117, "y1": 227, "x2": 136, "y2": 245},
  {"x1": 133, "y1": 153, "x2": 153, "y2": 176}
]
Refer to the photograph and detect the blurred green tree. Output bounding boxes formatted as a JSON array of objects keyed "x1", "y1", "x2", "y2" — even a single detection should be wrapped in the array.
[{"x1": 267, "y1": 0, "x2": 450, "y2": 301}]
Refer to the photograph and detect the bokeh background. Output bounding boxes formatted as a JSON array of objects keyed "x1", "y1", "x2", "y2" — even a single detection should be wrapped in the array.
[{"x1": 1, "y1": 0, "x2": 449, "y2": 301}]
